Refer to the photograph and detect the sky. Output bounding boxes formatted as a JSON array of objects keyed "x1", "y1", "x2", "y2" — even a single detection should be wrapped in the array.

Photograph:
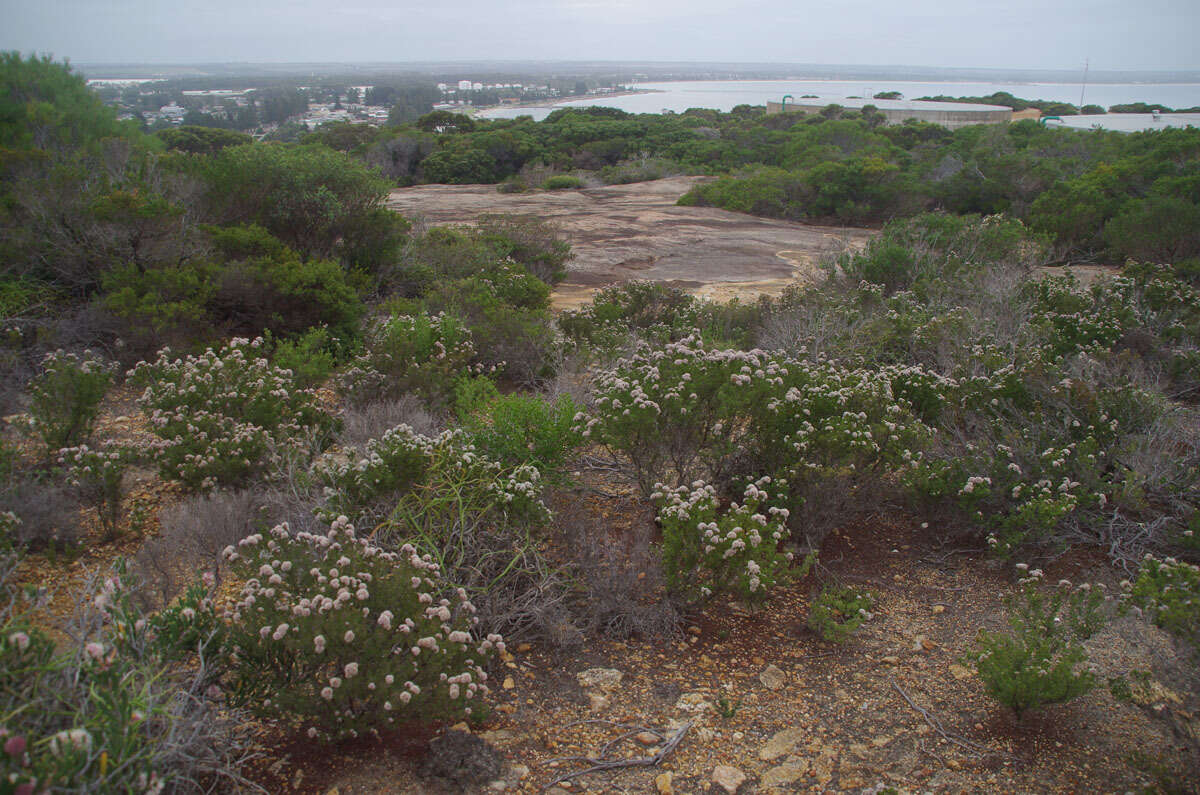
[{"x1": 2, "y1": 0, "x2": 1198, "y2": 72}]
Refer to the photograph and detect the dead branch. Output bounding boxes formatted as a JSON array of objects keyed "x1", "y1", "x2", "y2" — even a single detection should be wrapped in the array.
[
  {"x1": 892, "y1": 680, "x2": 991, "y2": 756},
  {"x1": 540, "y1": 719, "x2": 692, "y2": 789}
]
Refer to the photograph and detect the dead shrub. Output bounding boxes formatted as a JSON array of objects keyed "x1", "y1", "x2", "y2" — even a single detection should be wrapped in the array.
[{"x1": 338, "y1": 394, "x2": 442, "y2": 447}]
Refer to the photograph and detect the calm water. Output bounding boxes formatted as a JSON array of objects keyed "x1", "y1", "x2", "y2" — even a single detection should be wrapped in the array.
[{"x1": 480, "y1": 79, "x2": 1200, "y2": 128}]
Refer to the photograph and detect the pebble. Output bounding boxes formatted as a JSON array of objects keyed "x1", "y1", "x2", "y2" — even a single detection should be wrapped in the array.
[
  {"x1": 932, "y1": 604, "x2": 946, "y2": 614},
  {"x1": 881, "y1": 655, "x2": 900, "y2": 665},
  {"x1": 576, "y1": 667, "x2": 623, "y2": 691},
  {"x1": 949, "y1": 663, "x2": 973, "y2": 680},
  {"x1": 636, "y1": 731, "x2": 660, "y2": 746},
  {"x1": 761, "y1": 762, "x2": 806, "y2": 788},
  {"x1": 712, "y1": 764, "x2": 747, "y2": 793},
  {"x1": 759, "y1": 664, "x2": 787, "y2": 691},
  {"x1": 654, "y1": 771, "x2": 673, "y2": 794},
  {"x1": 502, "y1": 676, "x2": 515, "y2": 690},
  {"x1": 759, "y1": 727, "x2": 805, "y2": 760}
]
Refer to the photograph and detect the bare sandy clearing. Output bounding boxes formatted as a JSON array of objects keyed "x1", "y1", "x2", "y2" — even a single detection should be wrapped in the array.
[{"x1": 387, "y1": 177, "x2": 873, "y2": 308}]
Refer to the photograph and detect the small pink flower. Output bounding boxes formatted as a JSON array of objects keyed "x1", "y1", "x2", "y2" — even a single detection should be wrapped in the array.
[
  {"x1": 4, "y1": 735, "x2": 26, "y2": 756},
  {"x1": 343, "y1": 630, "x2": 355, "y2": 643},
  {"x1": 8, "y1": 632, "x2": 30, "y2": 652},
  {"x1": 344, "y1": 662, "x2": 359, "y2": 678},
  {"x1": 84, "y1": 642, "x2": 104, "y2": 660},
  {"x1": 320, "y1": 687, "x2": 334, "y2": 700}
]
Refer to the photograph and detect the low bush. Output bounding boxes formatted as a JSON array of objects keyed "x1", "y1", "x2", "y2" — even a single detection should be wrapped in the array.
[
  {"x1": 1124, "y1": 555, "x2": 1200, "y2": 648},
  {"x1": 129, "y1": 337, "x2": 333, "y2": 490},
  {"x1": 58, "y1": 441, "x2": 134, "y2": 542},
  {"x1": 542, "y1": 175, "x2": 583, "y2": 190},
  {"x1": 26, "y1": 350, "x2": 115, "y2": 452},
  {"x1": 337, "y1": 312, "x2": 477, "y2": 409},
  {"x1": 0, "y1": 477, "x2": 81, "y2": 552},
  {"x1": 268, "y1": 326, "x2": 340, "y2": 389},
  {"x1": 339, "y1": 395, "x2": 442, "y2": 448},
  {"x1": 969, "y1": 567, "x2": 1105, "y2": 718},
  {"x1": 0, "y1": 554, "x2": 251, "y2": 792},
  {"x1": 461, "y1": 393, "x2": 582, "y2": 479},
  {"x1": 221, "y1": 518, "x2": 501, "y2": 740},
  {"x1": 654, "y1": 478, "x2": 802, "y2": 605},
  {"x1": 807, "y1": 583, "x2": 876, "y2": 643}
]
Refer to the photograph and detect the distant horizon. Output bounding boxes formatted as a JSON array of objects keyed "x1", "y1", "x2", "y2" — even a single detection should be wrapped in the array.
[{"x1": 4, "y1": 0, "x2": 1197, "y2": 73}]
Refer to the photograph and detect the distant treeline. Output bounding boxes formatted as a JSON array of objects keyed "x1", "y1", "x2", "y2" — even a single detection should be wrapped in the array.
[{"x1": 917, "y1": 91, "x2": 1200, "y2": 115}]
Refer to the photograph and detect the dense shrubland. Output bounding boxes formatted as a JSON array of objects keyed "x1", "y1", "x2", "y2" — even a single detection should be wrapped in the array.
[{"x1": 2, "y1": 54, "x2": 1200, "y2": 786}]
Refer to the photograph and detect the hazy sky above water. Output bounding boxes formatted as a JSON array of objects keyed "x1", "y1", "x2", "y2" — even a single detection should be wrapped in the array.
[{"x1": 2, "y1": 0, "x2": 1198, "y2": 71}]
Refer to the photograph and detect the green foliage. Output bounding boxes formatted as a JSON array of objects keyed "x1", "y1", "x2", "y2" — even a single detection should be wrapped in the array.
[
  {"x1": 268, "y1": 326, "x2": 339, "y2": 388},
  {"x1": 969, "y1": 570, "x2": 1104, "y2": 718},
  {"x1": 1124, "y1": 555, "x2": 1200, "y2": 647},
  {"x1": 542, "y1": 175, "x2": 584, "y2": 190},
  {"x1": 223, "y1": 518, "x2": 501, "y2": 741},
  {"x1": 26, "y1": 350, "x2": 114, "y2": 452},
  {"x1": 57, "y1": 442, "x2": 134, "y2": 542},
  {"x1": 337, "y1": 312, "x2": 478, "y2": 408},
  {"x1": 156, "y1": 125, "x2": 253, "y2": 155},
  {"x1": 197, "y1": 143, "x2": 396, "y2": 265},
  {"x1": 807, "y1": 583, "x2": 876, "y2": 643},
  {"x1": 459, "y1": 392, "x2": 582, "y2": 478},
  {"x1": 655, "y1": 478, "x2": 800, "y2": 605},
  {"x1": 129, "y1": 337, "x2": 333, "y2": 490}
]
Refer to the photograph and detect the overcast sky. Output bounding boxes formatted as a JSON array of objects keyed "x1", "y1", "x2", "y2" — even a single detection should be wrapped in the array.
[{"x1": 2, "y1": 0, "x2": 1197, "y2": 71}]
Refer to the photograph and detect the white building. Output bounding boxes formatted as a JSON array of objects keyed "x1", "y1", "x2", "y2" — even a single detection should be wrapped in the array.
[{"x1": 458, "y1": 80, "x2": 472, "y2": 92}]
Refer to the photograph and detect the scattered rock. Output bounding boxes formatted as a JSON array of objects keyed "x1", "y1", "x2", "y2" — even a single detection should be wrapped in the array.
[
  {"x1": 912, "y1": 635, "x2": 935, "y2": 651},
  {"x1": 871, "y1": 735, "x2": 891, "y2": 748},
  {"x1": 949, "y1": 663, "x2": 973, "y2": 680},
  {"x1": 674, "y1": 692, "x2": 714, "y2": 714},
  {"x1": 881, "y1": 655, "x2": 900, "y2": 665},
  {"x1": 655, "y1": 771, "x2": 674, "y2": 794},
  {"x1": 576, "y1": 667, "x2": 623, "y2": 691},
  {"x1": 759, "y1": 664, "x2": 787, "y2": 691},
  {"x1": 509, "y1": 764, "x2": 530, "y2": 780},
  {"x1": 480, "y1": 729, "x2": 517, "y2": 744},
  {"x1": 515, "y1": 642, "x2": 532, "y2": 653},
  {"x1": 636, "y1": 731, "x2": 660, "y2": 746},
  {"x1": 759, "y1": 727, "x2": 805, "y2": 760},
  {"x1": 932, "y1": 604, "x2": 946, "y2": 614},
  {"x1": 421, "y1": 730, "x2": 502, "y2": 788},
  {"x1": 811, "y1": 746, "x2": 838, "y2": 786},
  {"x1": 502, "y1": 676, "x2": 516, "y2": 690},
  {"x1": 712, "y1": 764, "x2": 747, "y2": 793},
  {"x1": 588, "y1": 692, "x2": 610, "y2": 711},
  {"x1": 761, "y1": 762, "x2": 806, "y2": 788}
]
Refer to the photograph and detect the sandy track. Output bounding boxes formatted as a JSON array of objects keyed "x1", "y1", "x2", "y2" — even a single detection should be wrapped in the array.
[{"x1": 387, "y1": 177, "x2": 873, "y2": 308}]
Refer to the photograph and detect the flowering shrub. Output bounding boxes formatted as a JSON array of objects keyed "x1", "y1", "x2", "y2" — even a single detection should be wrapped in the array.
[
  {"x1": 26, "y1": 350, "x2": 115, "y2": 451},
  {"x1": 580, "y1": 335, "x2": 930, "y2": 504},
  {"x1": 129, "y1": 337, "x2": 332, "y2": 490},
  {"x1": 58, "y1": 442, "x2": 134, "y2": 541},
  {"x1": 221, "y1": 518, "x2": 500, "y2": 740},
  {"x1": 461, "y1": 393, "x2": 582, "y2": 480},
  {"x1": 558, "y1": 280, "x2": 698, "y2": 349},
  {"x1": 337, "y1": 312, "x2": 478, "y2": 408},
  {"x1": 0, "y1": 556, "x2": 248, "y2": 793},
  {"x1": 1123, "y1": 555, "x2": 1200, "y2": 647},
  {"x1": 807, "y1": 583, "x2": 876, "y2": 643},
  {"x1": 969, "y1": 567, "x2": 1106, "y2": 719},
  {"x1": 654, "y1": 478, "x2": 799, "y2": 604}
]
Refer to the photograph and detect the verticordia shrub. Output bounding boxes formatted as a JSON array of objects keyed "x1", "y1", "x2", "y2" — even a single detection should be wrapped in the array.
[
  {"x1": 58, "y1": 441, "x2": 134, "y2": 541},
  {"x1": 653, "y1": 477, "x2": 802, "y2": 605},
  {"x1": 336, "y1": 312, "x2": 478, "y2": 408},
  {"x1": 221, "y1": 518, "x2": 501, "y2": 740},
  {"x1": 129, "y1": 337, "x2": 332, "y2": 490},
  {"x1": 969, "y1": 566, "x2": 1105, "y2": 719},
  {"x1": 26, "y1": 350, "x2": 115, "y2": 451}
]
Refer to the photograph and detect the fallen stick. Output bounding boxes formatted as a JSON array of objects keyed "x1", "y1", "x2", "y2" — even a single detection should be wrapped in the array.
[
  {"x1": 892, "y1": 680, "x2": 991, "y2": 756},
  {"x1": 540, "y1": 719, "x2": 693, "y2": 789}
]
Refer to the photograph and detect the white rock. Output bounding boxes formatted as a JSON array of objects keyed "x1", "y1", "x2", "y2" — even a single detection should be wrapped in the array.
[{"x1": 712, "y1": 764, "x2": 747, "y2": 793}]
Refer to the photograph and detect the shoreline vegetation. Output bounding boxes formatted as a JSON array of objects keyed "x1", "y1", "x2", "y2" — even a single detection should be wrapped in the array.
[{"x1": 472, "y1": 88, "x2": 660, "y2": 115}]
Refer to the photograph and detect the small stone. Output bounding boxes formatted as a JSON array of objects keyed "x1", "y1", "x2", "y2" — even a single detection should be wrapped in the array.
[
  {"x1": 712, "y1": 764, "x2": 747, "y2": 793},
  {"x1": 688, "y1": 625, "x2": 702, "y2": 635},
  {"x1": 674, "y1": 692, "x2": 714, "y2": 714},
  {"x1": 502, "y1": 676, "x2": 516, "y2": 690},
  {"x1": 946, "y1": 758, "x2": 962, "y2": 770},
  {"x1": 761, "y1": 763, "x2": 806, "y2": 787},
  {"x1": 450, "y1": 722, "x2": 471, "y2": 733},
  {"x1": 516, "y1": 642, "x2": 532, "y2": 653},
  {"x1": 588, "y1": 692, "x2": 610, "y2": 711},
  {"x1": 488, "y1": 781, "x2": 507, "y2": 791},
  {"x1": 881, "y1": 655, "x2": 900, "y2": 665},
  {"x1": 480, "y1": 729, "x2": 516, "y2": 744},
  {"x1": 871, "y1": 735, "x2": 891, "y2": 748},
  {"x1": 949, "y1": 663, "x2": 973, "y2": 680},
  {"x1": 811, "y1": 747, "x2": 838, "y2": 786},
  {"x1": 759, "y1": 664, "x2": 787, "y2": 691},
  {"x1": 655, "y1": 771, "x2": 673, "y2": 794},
  {"x1": 576, "y1": 668, "x2": 623, "y2": 691},
  {"x1": 759, "y1": 727, "x2": 805, "y2": 760},
  {"x1": 636, "y1": 731, "x2": 660, "y2": 746},
  {"x1": 509, "y1": 764, "x2": 530, "y2": 780},
  {"x1": 751, "y1": 656, "x2": 766, "y2": 666},
  {"x1": 932, "y1": 604, "x2": 946, "y2": 614}
]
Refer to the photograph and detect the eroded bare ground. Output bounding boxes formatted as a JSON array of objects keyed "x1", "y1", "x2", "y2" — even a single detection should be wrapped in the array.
[{"x1": 386, "y1": 177, "x2": 873, "y2": 309}]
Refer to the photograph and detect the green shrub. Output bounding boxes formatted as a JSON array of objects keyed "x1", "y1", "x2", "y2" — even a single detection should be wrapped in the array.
[
  {"x1": 268, "y1": 326, "x2": 339, "y2": 389},
  {"x1": 129, "y1": 337, "x2": 332, "y2": 490},
  {"x1": 807, "y1": 583, "x2": 876, "y2": 643},
  {"x1": 655, "y1": 478, "x2": 803, "y2": 605},
  {"x1": 26, "y1": 350, "x2": 115, "y2": 452},
  {"x1": 969, "y1": 568, "x2": 1104, "y2": 718},
  {"x1": 1124, "y1": 555, "x2": 1200, "y2": 647},
  {"x1": 460, "y1": 393, "x2": 582, "y2": 478},
  {"x1": 337, "y1": 312, "x2": 478, "y2": 408},
  {"x1": 58, "y1": 442, "x2": 134, "y2": 542},
  {"x1": 222, "y1": 518, "x2": 501, "y2": 740},
  {"x1": 542, "y1": 175, "x2": 583, "y2": 190}
]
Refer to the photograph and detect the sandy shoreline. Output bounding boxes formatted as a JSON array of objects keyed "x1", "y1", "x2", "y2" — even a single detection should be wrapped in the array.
[{"x1": 473, "y1": 88, "x2": 660, "y2": 115}]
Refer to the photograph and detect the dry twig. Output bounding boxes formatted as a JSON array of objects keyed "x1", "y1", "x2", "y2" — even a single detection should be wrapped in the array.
[{"x1": 540, "y1": 719, "x2": 693, "y2": 788}]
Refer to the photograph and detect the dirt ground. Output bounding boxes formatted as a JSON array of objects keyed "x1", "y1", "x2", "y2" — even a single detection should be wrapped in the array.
[
  {"x1": 386, "y1": 178, "x2": 873, "y2": 309},
  {"x1": 243, "y1": 465, "x2": 1200, "y2": 795}
]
